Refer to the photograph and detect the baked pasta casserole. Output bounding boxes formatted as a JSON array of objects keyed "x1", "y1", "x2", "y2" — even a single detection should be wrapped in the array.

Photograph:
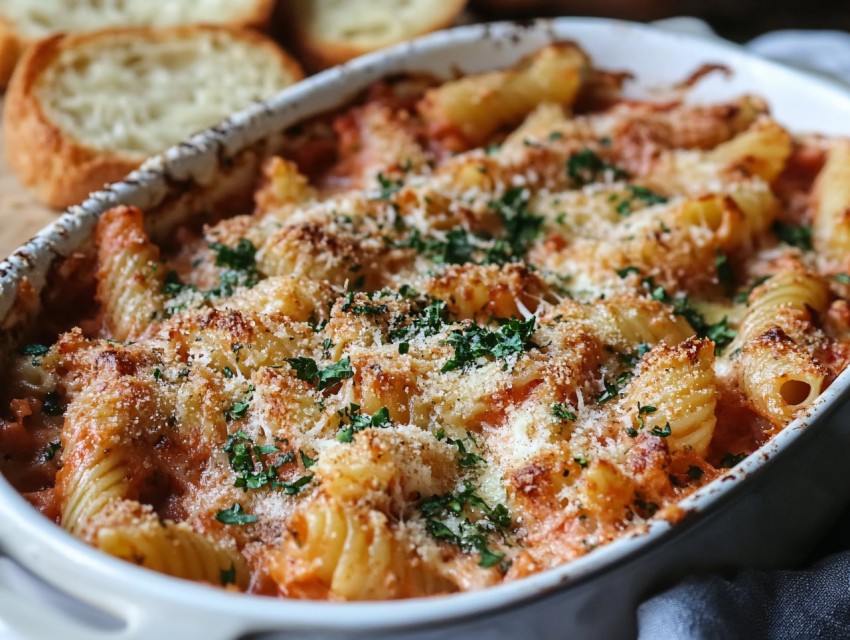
[{"x1": 3, "y1": 42, "x2": 850, "y2": 600}]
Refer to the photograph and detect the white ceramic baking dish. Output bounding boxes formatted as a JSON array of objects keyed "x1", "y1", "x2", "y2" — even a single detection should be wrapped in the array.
[{"x1": 2, "y1": 17, "x2": 850, "y2": 640}]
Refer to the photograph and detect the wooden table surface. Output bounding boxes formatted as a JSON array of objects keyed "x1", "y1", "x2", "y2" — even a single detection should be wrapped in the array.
[{"x1": 0, "y1": 101, "x2": 59, "y2": 259}]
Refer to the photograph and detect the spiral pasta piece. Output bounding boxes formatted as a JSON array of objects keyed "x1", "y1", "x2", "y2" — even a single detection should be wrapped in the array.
[
  {"x1": 626, "y1": 337, "x2": 717, "y2": 456},
  {"x1": 739, "y1": 327, "x2": 828, "y2": 427},
  {"x1": 97, "y1": 518, "x2": 249, "y2": 589},
  {"x1": 95, "y1": 205, "x2": 166, "y2": 341},
  {"x1": 271, "y1": 496, "x2": 454, "y2": 600}
]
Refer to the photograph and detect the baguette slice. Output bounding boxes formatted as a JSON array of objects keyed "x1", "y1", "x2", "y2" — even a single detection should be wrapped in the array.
[
  {"x1": 291, "y1": 0, "x2": 467, "y2": 70},
  {"x1": 3, "y1": 25, "x2": 303, "y2": 210},
  {"x1": 0, "y1": 0, "x2": 275, "y2": 86}
]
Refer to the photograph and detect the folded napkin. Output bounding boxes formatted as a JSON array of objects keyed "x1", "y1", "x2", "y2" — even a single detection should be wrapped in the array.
[{"x1": 637, "y1": 23, "x2": 850, "y2": 640}]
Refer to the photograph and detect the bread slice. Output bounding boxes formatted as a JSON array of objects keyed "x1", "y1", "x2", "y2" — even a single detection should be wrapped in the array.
[
  {"x1": 3, "y1": 25, "x2": 303, "y2": 210},
  {"x1": 291, "y1": 0, "x2": 467, "y2": 70},
  {"x1": 0, "y1": 0, "x2": 274, "y2": 86}
]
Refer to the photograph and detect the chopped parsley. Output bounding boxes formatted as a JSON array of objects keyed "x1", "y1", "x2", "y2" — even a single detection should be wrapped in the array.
[
  {"x1": 215, "y1": 503, "x2": 258, "y2": 525},
  {"x1": 566, "y1": 148, "x2": 628, "y2": 186},
  {"x1": 651, "y1": 423, "x2": 672, "y2": 438},
  {"x1": 734, "y1": 275, "x2": 771, "y2": 304},
  {"x1": 687, "y1": 465, "x2": 704, "y2": 480},
  {"x1": 162, "y1": 270, "x2": 194, "y2": 297},
  {"x1": 596, "y1": 379, "x2": 621, "y2": 405},
  {"x1": 616, "y1": 266, "x2": 641, "y2": 278},
  {"x1": 574, "y1": 455, "x2": 588, "y2": 468},
  {"x1": 280, "y1": 475, "x2": 314, "y2": 495},
  {"x1": 488, "y1": 187, "x2": 544, "y2": 258},
  {"x1": 389, "y1": 300, "x2": 448, "y2": 343},
  {"x1": 720, "y1": 452, "x2": 747, "y2": 468},
  {"x1": 634, "y1": 497, "x2": 659, "y2": 517},
  {"x1": 715, "y1": 251, "x2": 734, "y2": 290},
  {"x1": 220, "y1": 564, "x2": 237, "y2": 586},
  {"x1": 20, "y1": 344, "x2": 50, "y2": 357},
  {"x1": 42, "y1": 441, "x2": 61, "y2": 462},
  {"x1": 375, "y1": 172, "x2": 403, "y2": 200},
  {"x1": 162, "y1": 238, "x2": 260, "y2": 307},
  {"x1": 336, "y1": 404, "x2": 391, "y2": 443},
  {"x1": 621, "y1": 342, "x2": 652, "y2": 368},
  {"x1": 286, "y1": 356, "x2": 354, "y2": 391},
  {"x1": 832, "y1": 273, "x2": 850, "y2": 285},
  {"x1": 441, "y1": 317, "x2": 536, "y2": 373},
  {"x1": 437, "y1": 430, "x2": 485, "y2": 468},
  {"x1": 420, "y1": 482, "x2": 511, "y2": 569},
  {"x1": 299, "y1": 450, "x2": 316, "y2": 469},
  {"x1": 21, "y1": 343, "x2": 50, "y2": 366},
  {"x1": 628, "y1": 403, "x2": 657, "y2": 435},
  {"x1": 641, "y1": 277, "x2": 736, "y2": 351},
  {"x1": 340, "y1": 291, "x2": 388, "y2": 316},
  {"x1": 551, "y1": 403, "x2": 577, "y2": 421},
  {"x1": 773, "y1": 221, "x2": 813, "y2": 251},
  {"x1": 705, "y1": 317, "x2": 736, "y2": 351},
  {"x1": 615, "y1": 185, "x2": 668, "y2": 217},
  {"x1": 223, "y1": 367, "x2": 234, "y2": 379},
  {"x1": 41, "y1": 391, "x2": 64, "y2": 417},
  {"x1": 224, "y1": 385, "x2": 254, "y2": 421},
  {"x1": 397, "y1": 228, "x2": 478, "y2": 265},
  {"x1": 222, "y1": 431, "x2": 310, "y2": 493},
  {"x1": 211, "y1": 238, "x2": 257, "y2": 272}
]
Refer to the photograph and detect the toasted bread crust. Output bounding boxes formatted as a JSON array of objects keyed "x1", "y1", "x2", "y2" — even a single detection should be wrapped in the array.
[
  {"x1": 291, "y1": 0, "x2": 466, "y2": 71},
  {"x1": 3, "y1": 25, "x2": 303, "y2": 210},
  {"x1": 0, "y1": 0, "x2": 276, "y2": 88}
]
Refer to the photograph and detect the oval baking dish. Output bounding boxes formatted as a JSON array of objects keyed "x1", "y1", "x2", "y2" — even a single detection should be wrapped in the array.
[{"x1": 2, "y1": 18, "x2": 850, "y2": 640}]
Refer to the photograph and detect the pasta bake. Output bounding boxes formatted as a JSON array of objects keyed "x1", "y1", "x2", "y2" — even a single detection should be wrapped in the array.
[{"x1": 3, "y1": 42, "x2": 850, "y2": 600}]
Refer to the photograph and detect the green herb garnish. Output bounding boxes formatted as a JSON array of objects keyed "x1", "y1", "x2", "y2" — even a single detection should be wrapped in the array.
[
  {"x1": 733, "y1": 275, "x2": 771, "y2": 304},
  {"x1": 375, "y1": 172, "x2": 403, "y2": 200},
  {"x1": 488, "y1": 187, "x2": 544, "y2": 258},
  {"x1": 225, "y1": 385, "x2": 254, "y2": 421},
  {"x1": 42, "y1": 441, "x2": 61, "y2": 462},
  {"x1": 436, "y1": 430, "x2": 485, "y2": 468},
  {"x1": 420, "y1": 482, "x2": 511, "y2": 569},
  {"x1": 20, "y1": 344, "x2": 49, "y2": 357},
  {"x1": 651, "y1": 422, "x2": 672, "y2": 438},
  {"x1": 299, "y1": 450, "x2": 316, "y2": 469},
  {"x1": 773, "y1": 221, "x2": 813, "y2": 251},
  {"x1": 566, "y1": 148, "x2": 628, "y2": 186},
  {"x1": 551, "y1": 403, "x2": 577, "y2": 421},
  {"x1": 720, "y1": 452, "x2": 747, "y2": 468},
  {"x1": 215, "y1": 503, "x2": 258, "y2": 525},
  {"x1": 220, "y1": 564, "x2": 237, "y2": 586},
  {"x1": 286, "y1": 356, "x2": 354, "y2": 391},
  {"x1": 336, "y1": 404, "x2": 392, "y2": 443},
  {"x1": 715, "y1": 251, "x2": 734, "y2": 290},
  {"x1": 441, "y1": 317, "x2": 536, "y2": 373},
  {"x1": 616, "y1": 266, "x2": 641, "y2": 278},
  {"x1": 42, "y1": 391, "x2": 64, "y2": 417},
  {"x1": 687, "y1": 465, "x2": 704, "y2": 480},
  {"x1": 615, "y1": 185, "x2": 668, "y2": 216}
]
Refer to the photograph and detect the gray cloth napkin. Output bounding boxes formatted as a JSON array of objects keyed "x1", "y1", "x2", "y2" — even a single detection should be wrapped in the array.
[
  {"x1": 637, "y1": 26, "x2": 850, "y2": 640},
  {"x1": 637, "y1": 552, "x2": 850, "y2": 639}
]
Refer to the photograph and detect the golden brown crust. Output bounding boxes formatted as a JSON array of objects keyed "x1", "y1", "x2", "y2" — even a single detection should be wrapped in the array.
[
  {"x1": 2, "y1": 25, "x2": 304, "y2": 211},
  {"x1": 290, "y1": 0, "x2": 467, "y2": 71},
  {"x1": 0, "y1": 0, "x2": 277, "y2": 89}
]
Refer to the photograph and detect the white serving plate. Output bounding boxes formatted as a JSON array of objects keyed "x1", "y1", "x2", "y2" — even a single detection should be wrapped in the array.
[{"x1": 2, "y1": 17, "x2": 850, "y2": 640}]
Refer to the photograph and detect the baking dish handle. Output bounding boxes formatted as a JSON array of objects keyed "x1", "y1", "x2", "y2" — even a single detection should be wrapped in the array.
[{"x1": 0, "y1": 556, "x2": 248, "y2": 640}]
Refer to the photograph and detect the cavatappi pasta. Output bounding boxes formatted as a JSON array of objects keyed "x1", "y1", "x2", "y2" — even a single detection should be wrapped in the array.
[{"x1": 3, "y1": 42, "x2": 850, "y2": 600}]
